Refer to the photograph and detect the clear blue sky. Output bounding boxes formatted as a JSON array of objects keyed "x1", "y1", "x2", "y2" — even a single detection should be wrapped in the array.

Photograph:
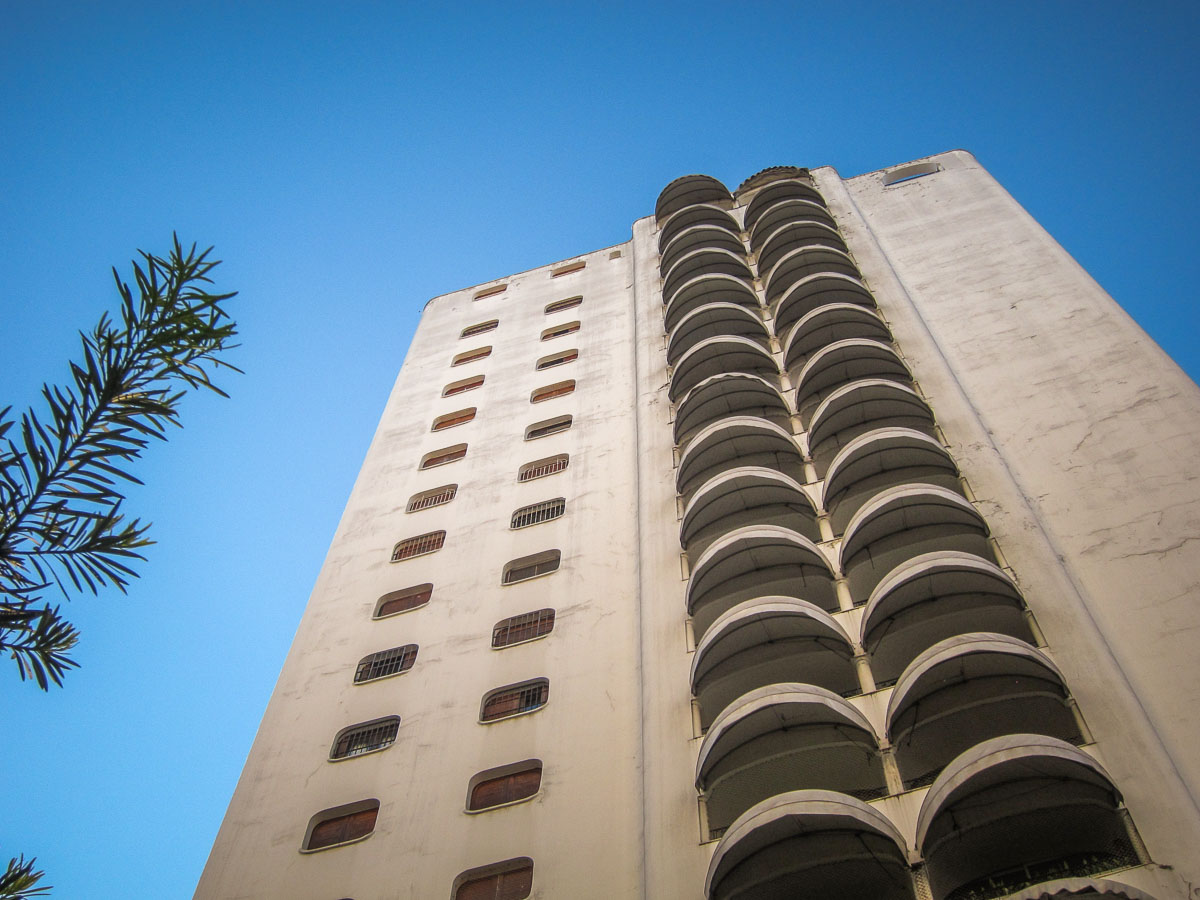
[{"x1": 1, "y1": 2, "x2": 1197, "y2": 897}]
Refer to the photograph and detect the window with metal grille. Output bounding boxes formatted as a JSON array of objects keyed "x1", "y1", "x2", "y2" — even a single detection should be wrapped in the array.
[
  {"x1": 406, "y1": 485, "x2": 457, "y2": 512},
  {"x1": 510, "y1": 498, "x2": 565, "y2": 529},
  {"x1": 443, "y1": 375, "x2": 484, "y2": 397},
  {"x1": 481, "y1": 679, "x2": 549, "y2": 721},
  {"x1": 374, "y1": 584, "x2": 432, "y2": 618},
  {"x1": 545, "y1": 296, "x2": 582, "y2": 315},
  {"x1": 540, "y1": 321, "x2": 580, "y2": 341},
  {"x1": 530, "y1": 380, "x2": 574, "y2": 404},
  {"x1": 420, "y1": 444, "x2": 466, "y2": 469},
  {"x1": 502, "y1": 550, "x2": 560, "y2": 585},
  {"x1": 354, "y1": 645, "x2": 418, "y2": 683},
  {"x1": 330, "y1": 717, "x2": 401, "y2": 760},
  {"x1": 524, "y1": 416, "x2": 571, "y2": 441},
  {"x1": 460, "y1": 319, "x2": 498, "y2": 339},
  {"x1": 473, "y1": 284, "x2": 506, "y2": 300},
  {"x1": 551, "y1": 260, "x2": 585, "y2": 277},
  {"x1": 492, "y1": 609, "x2": 556, "y2": 648},
  {"x1": 453, "y1": 346, "x2": 491, "y2": 367},
  {"x1": 391, "y1": 531, "x2": 445, "y2": 561},
  {"x1": 468, "y1": 762, "x2": 542, "y2": 811},
  {"x1": 535, "y1": 349, "x2": 577, "y2": 370},
  {"x1": 454, "y1": 859, "x2": 534, "y2": 900},
  {"x1": 518, "y1": 454, "x2": 569, "y2": 482},
  {"x1": 304, "y1": 802, "x2": 379, "y2": 851},
  {"x1": 432, "y1": 408, "x2": 476, "y2": 431}
]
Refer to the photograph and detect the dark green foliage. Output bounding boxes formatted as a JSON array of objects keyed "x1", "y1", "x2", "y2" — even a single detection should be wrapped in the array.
[{"x1": 0, "y1": 855, "x2": 50, "y2": 899}]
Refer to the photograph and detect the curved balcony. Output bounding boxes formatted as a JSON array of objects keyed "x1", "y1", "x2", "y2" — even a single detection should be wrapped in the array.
[
  {"x1": 748, "y1": 199, "x2": 838, "y2": 254},
  {"x1": 674, "y1": 374, "x2": 791, "y2": 449},
  {"x1": 744, "y1": 179, "x2": 828, "y2": 233},
  {"x1": 756, "y1": 221, "x2": 848, "y2": 276},
  {"x1": 667, "y1": 303, "x2": 770, "y2": 367},
  {"x1": 669, "y1": 336, "x2": 780, "y2": 403},
  {"x1": 686, "y1": 525, "x2": 836, "y2": 636},
  {"x1": 917, "y1": 736, "x2": 1136, "y2": 900},
  {"x1": 772, "y1": 273, "x2": 875, "y2": 337},
  {"x1": 823, "y1": 427, "x2": 960, "y2": 533},
  {"x1": 794, "y1": 339, "x2": 912, "y2": 421},
  {"x1": 887, "y1": 634, "x2": 1081, "y2": 789},
  {"x1": 663, "y1": 248, "x2": 754, "y2": 303},
  {"x1": 676, "y1": 417, "x2": 805, "y2": 499},
  {"x1": 807, "y1": 379, "x2": 937, "y2": 473},
  {"x1": 763, "y1": 247, "x2": 861, "y2": 307},
  {"x1": 839, "y1": 483, "x2": 990, "y2": 600},
  {"x1": 691, "y1": 598, "x2": 858, "y2": 728},
  {"x1": 664, "y1": 273, "x2": 758, "y2": 334},
  {"x1": 681, "y1": 467, "x2": 820, "y2": 553},
  {"x1": 656, "y1": 174, "x2": 733, "y2": 225},
  {"x1": 705, "y1": 791, "x2": 914, "y2": 900},
  {"x1": 862, "y1": 550, "x2": 1034, "y2": 685},
  {"x1": 660, "y1": 224, "x2": 747, "y2": 275},
  {"x1": 781, "y1": 302, "x2": 892, "y2": 372},
  {"x1": 1006, "y1": 877, "x2": 1158, "y2": 900},
  {"x1": 659, "y1": 203, "x2": 741, "y2": 251},
  {"x1": 696, "y1": 684, "x2": 886, "y2": 832}
]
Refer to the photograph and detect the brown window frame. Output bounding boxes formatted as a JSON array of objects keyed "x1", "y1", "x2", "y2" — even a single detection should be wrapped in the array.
[
  {"x1": 330, "y1": 717, "x2": 401, "y2": 760},
  {"x1": 391, "y1": 530, "x2": 446, "y2": 561},
  {"x1": 517, "y1": 454, "x2": 569, "y2": 482},
  {"x1": 524, "y1": 416, "x2": 571, "y2": 441},
  {"x1": 354, "y1": 644, "x2": 418, "y2": 683},
  {"x1": 432, "y1": 408, "x2": 476, "y2": 431},
  {"x1": 452, "y1": 346, "x2": 492, "y2": 367},
  {"x1": 460, "y1": 319, "x2": 499, "y2": 339},
  {"x1": 374, "y1": 584, "x2": 432, "y2": 618},
  {"x1": 530, "y1": 380, "x2": 575, "y2": 404},
  {"x1": 492, "y1": 609, "x2": 556, "y2": 648},
  {"x1": 480, "y1": 679, "x2": 549, "y2": 722},
  {"x1": 545, "y1": 296, "x2": 582, "y2": 315},
  {"x1": 502, "y1": 550, "x2": 561, "y2": 585},
  {"x1": 420, "y1": 444, "x2": 467, "y2": 469},
  {"x1": 303, "y1": 802, "x2": 379, "y2": 852},
  {"x1": 535, "y1": 349, "x2": 577, "y2": 371},
  {"x1": 406, "y1": 485, "x2": 457, "y2": 513},
  {"x1": 540, "y1": 321, "x2": 580, "y2": 341},
  {"x1": 467, "y1": 762, "x2": 543, "y2": 812},
  {"x1": 453, "y1": 859, "x2": 534, "y2": 900},
  {"x1": 443, "y1": 375, "x2": 484, "y2": 397}
]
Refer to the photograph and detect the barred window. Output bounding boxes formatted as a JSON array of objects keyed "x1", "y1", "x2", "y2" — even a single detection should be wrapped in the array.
[
  {"x1": 468, "y1": 762, "x2": 543, "y2": 811},
  {"x1": 453, "y1": 346, "x2": 491, "y2": 367},
  {"x1": 473, "y1": 284, "x2": 507, "y2": 300},
  {"x1": 374, "y1": 584, "x2": 432, "y2": 618},
  {"x1": 535, "y1": 349, "x2": 577, "y2": 370},
  {"x1": 303, "y1": 801, "x2": 379, "y2": 852},
  {"x1": 525, "y1": 416, "x2": 571, "y2": 440},
  {"x1": 518, "y1": 454, "x2": 569, "y2": 482},
  {"x1": 545, "y1": 296, "x2": 582, "y2": 315},
  {"x1": 330, "y1": 717, "x2": 401, "y2": 760},
  {"x1": 481, "y1": 679, "x2": 549, "y2": 722},
  {"x1": 443, "y1": 375, "x2": 484, "y2": 397},
  {"x1": 492, "y1": 609, "x2": 556, "y2": 648},
  {"x1": 541, "y1": 321, "x2": 580, "y2": 341},
  {"x1": 460, "y1": 319, "x2": 498, "y2": 339},
  {"x1": 453, "y1": 859, "x2": 534, "y2": 900},
  {"x1": 354, "y1": 645, "x2": 418, "y2": 683},
  {"x1": 432, "y1": 408, "x2": 476, "y2": 431},
  {"x1": 502, "y1": 550, "x2": 560, "y2": 585},
  {"x1": 551, "y1": 260, "x2": 585, "y2": 277},
  {"x1": 420, "y1": 444, "x2": 466, "y2": 469},
  {"x1": 510, "y1": 498, "x2": 565, "y2": 529},
  {"x1": 391, "y1": 530, "x2": 445, "y2": 561},
  {"x1": 406, "y1": 485, "x2": 457, "y2": 513},
  {"x1": 530, "y1": 380, "x2": 574, "y2": 403}
]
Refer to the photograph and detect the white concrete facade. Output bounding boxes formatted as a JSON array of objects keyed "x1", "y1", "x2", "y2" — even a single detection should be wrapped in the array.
[{"x1": 197, "y1": 152, "x2": 1200, "y2": 900}]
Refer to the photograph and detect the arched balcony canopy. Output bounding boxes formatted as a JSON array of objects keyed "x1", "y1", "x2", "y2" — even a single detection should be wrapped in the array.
[
  {"x1": 663, "y1": 248, "x2": 754, "y2": 304},
  {"x1": 669, "y1": 336, "x2": 779, "y2": 402},
  {"x1": 656, "y1": 174, "x2": 733, "y2": 225},
  {"x1": 887, "y1": 634, "x2": 1079, "y2": 789},
  {"x1": 1006, "y1": 878, "x2": 1157, "y2": 900},
  {"x1": 697, "y1": 684, "x2": 885, "y2": 832},
  {"x1": 862, "y1": 551, "x2": 1032, "y2": 684},
  {"x1": 663, "y1": 273, "x2": 758, "y2": 334},
  {"x1": 686, "y1": 525, "x2": 837, "y2": 635},
  {"x1": 794, "y1": 339, "x2": 911, "y2": 413},
  {"x1": 660, "y1": 224, "x2": 747, "y2": 275},
  {"x1": 764, "y1": 247, "x2": 861, "y2": 306},
  {"x1": 772, "y1": 273, "x2": 875, "y2": 336},
  {"x1": 691, "y1": 597, "x2": 858, "y2": 728},
  {"x1": 807, "y1": 379, "x2": 936, "y2": 464},
  {"x1": 782, "y1": 302, "x2": 892, "y2": 371},
  {"x1": 673, "y1": 374, "x2": 791, "y2": 448},
  {"x1": 757, "y1": 221, "x2": 848, "y2": 276},
  {"x1": 917, "y1": 736, "x2": 1129, "y2": 900},
  {"x1": 681, "y1": 467, "x2": 820, "y2": 552},
  {"x1": 749, "y1": 199, "x2": 838, "y2": 253},
  {"x1": 744, "y1": 180, "x2": 828, "y2": 233},
  {"x1": 706, "y1": 791, "x2": 914, "y2": 900},
  {"x1": 823, "y1": 428, "x2": 959, "y2": 533},
  {"x1": 659, "y1": 203, "x2": 741, "y2": 250},
  {"x1": 676, "y1": 417, "x2": 805, "y2": 499},
  {"x1": 667, "y1": 302, "x2": 770, "y2": 366}
]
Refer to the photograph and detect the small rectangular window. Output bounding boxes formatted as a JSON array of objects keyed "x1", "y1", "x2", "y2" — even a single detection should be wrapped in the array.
[
  {"x1": 432, "y1": 408, "x2": 476, "y2": 431},
  {"x1": 468, "y1": 763, "x2": 543, "y2": 811},
  {"x1": 518, "y1": 454, "x2": 569, "y2": 482},
  {"x1": 481, "y1": 679, "x2": 549, "y2": 721},
  {"x1": 443, "y1": 375, "x2": 484, "y2": 397},
  {"x1": 354, "y1": 645, "x2": 418, "y2": 683},
  {"x1": 374, "y1": 584, "x2": 432, "y2": 618},
  {"x1": 551, "y1": 261, "x2": 585, "y2": 277},
  {"x1": 331, "y1": 718, "x2": 401, "y2": 760},
  {"x1": 406, "y1": 485, "x2": 457, "y2": 513},
  {"x1": 530, "y1": 380, "x2": 574, "y2": 404},
  {"x1": 510, "y1": 498, "x2": 565, "y2": 529},
  {"x1": 420, "y1": 444, "x2": 467, "y2": 469},
  {"x1": 454, "y1": 860, "x2": 534, "y2": 900},
  {"x1": 541, "y1": 321, "x2": 580, "y2": 341},
  {"x1": 304, "y1": 802, "x2": 379, "y2": 851},
  {"x1": 502, "y1": 550, "x2": 561, "y2": 585},
  {"x1": 524, "y1": 416, "x2": 571, "y2": 441},
  {"x1": 535, "y1": 349, "x2": 577, "y2": 371},
  {"x1": 545, "y1": 296, "x2": 582, "y2": 315},
  {"x1": 492, "y1": 609, "x2": 556, "y2": 648},
  {"x1": 473, "y1": 284, "x2": 507, "y2": 300},
  {"x1": 460, "y1": 319, "x2": 498, "y2": 339},
  {"x1": 391, "y1": 531, "x2": 445, "y2": 561},
  {"x1": 453, "y1": 346, "x2": 491, "y2": 367}
]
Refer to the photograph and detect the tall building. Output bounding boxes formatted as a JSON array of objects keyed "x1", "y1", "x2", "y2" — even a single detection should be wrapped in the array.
[{"x1": 197, "y1": 151, "x2": 1200, "y2": 900}]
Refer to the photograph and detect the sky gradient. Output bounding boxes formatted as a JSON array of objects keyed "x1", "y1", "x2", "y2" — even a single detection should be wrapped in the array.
[{"x1": 1, "y1": 2, "x2": 1198, "y2": 897}]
